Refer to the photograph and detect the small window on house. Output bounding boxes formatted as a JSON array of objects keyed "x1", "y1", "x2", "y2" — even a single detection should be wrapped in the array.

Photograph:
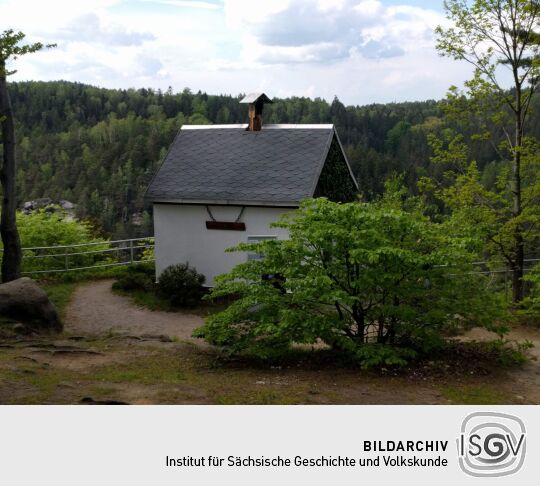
[{"x1": 247, "y1": 235, "x2": 277, "y2": 260}]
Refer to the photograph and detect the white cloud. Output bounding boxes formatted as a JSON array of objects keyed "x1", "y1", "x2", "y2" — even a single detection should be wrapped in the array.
[
  {"x1": 5, "y1": 0, "x2": 474, "y2": 104},
  {"x1": 57, "y1": 13, "x2": 155, "y2": 46},
  {"x1": 223, "y1": 0, "x2": 441, "y2": 65},
  {"x1": 142, "y1": 0, "x2": 222, "y2": 9}
]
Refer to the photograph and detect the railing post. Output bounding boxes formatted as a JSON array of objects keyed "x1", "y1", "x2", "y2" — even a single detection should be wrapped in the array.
[{"x1": 18, "y1": 237, "x2": 153, "y2": 275}]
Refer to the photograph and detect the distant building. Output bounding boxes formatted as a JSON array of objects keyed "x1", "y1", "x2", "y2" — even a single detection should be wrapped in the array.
[{"x1": 145, "y1": 93, "x2": 358, "y2": 285}]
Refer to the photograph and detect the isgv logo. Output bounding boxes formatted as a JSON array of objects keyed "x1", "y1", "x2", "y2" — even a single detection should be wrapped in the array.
[{"x1": 457, "y1": 412, "x2": 526, "y2": 477}]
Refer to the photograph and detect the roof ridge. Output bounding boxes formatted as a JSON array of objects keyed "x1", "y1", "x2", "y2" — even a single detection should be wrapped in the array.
[{"x1": 181, "y1": 124, "x2": 334, "y2": 130}]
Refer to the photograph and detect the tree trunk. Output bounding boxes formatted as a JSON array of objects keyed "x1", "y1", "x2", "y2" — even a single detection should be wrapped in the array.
[{"x1": 0, "y1": 59, "x2": 22, "y2": 282}]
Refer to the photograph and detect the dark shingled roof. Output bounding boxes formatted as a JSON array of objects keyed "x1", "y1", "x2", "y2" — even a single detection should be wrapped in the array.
[{"x1": 146, "y1": 124, "x2": 352, "y2": 206}]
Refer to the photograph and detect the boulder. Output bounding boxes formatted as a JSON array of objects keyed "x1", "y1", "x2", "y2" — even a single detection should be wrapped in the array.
[
  {"x1": 21, "y1": 197, "x2": 53, "y2": 213},
  {"x1": 59, "y1": 199, "x2": 76, "y2": 211},
  {"x1": 0, "y1": 278, "x2": 62, "y2": 333}
]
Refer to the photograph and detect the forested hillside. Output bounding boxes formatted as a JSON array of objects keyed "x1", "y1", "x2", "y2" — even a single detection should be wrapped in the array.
[{"x1": 7, "y1": 80, "x2": 540, "y2": 238}]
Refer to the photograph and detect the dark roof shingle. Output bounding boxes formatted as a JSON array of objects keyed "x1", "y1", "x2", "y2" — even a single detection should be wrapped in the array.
[{"x1": 146, "y1": 124, "x2": 336, "y2": 206}]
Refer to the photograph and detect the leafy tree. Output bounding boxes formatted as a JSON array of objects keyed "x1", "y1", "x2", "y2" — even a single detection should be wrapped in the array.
[
  {"x1": 194, "y1": 199, "x2": 505, "y2": 368},
  {"x1": 0, "y1": 208, "x2": 108, "y2": 273},
  {"x1": 0, "y1": 29, "x2": 54, "y2": 282},
  {"x1": 434, "y1": 0, "x2": 540, "y2": 302}
]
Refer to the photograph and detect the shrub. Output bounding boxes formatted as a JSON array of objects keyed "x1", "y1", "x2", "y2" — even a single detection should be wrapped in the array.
[
  {"x1": 194, "y1": 199, "x2": 506, "y2": 368},
  {"x1": 0, "y1": 208, "x2": 109, "y2": 273},
  {"x1": 157, "y1": 263, "x2": 206, "y2": 307},
  {"x1": 521, "y1": 264, "x2": 540, "y2": 319},
  {"x1": 112, "y1": 264, "x2": 155, "y2": 292}
]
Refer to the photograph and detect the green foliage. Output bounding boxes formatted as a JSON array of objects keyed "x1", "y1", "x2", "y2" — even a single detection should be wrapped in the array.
[
  {"x1": 385, "y1": 121, "x2": 411, "y2": 152},
  {"x1": 157, "y1": 263, "x2": 206, "y2": 308},
  {"x1": 481, "y1": 338, "x2": 534, "y2": 367},
  {"x1": 0, "y1": 29, "x2": 55, "y2": 75},
  {"x1": 9, "y1": 79, "x2": 539, "y2": 241},
  {"x1": 16, "y1": 208, "x2": 95, "y2": 246},
  {"x1": 195, "y1": 199, "x2": 506, "y2": 368},
  {"x1": 0, "y1": 209, "x2": 109, "y2": 273},
  {"x1": 112, "y1": 263, "x2": 155, "y2": 292},
  {"x1": 8, "y1": 80, "x2": 449, "y2": 237},
  {"x1": 43, "y1": 282, "x2": 78, "y2": 317},
  {"x1": 432, "y1": 0, "x2": 540, "y2": 302},
  {"x1": 521, "y1": 264, "x2": 540, "y2": 316}
]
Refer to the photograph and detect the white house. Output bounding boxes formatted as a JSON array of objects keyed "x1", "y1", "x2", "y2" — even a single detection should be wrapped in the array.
[{"x1": 145, "y1": 93, "x2": 358, "y2": 286}]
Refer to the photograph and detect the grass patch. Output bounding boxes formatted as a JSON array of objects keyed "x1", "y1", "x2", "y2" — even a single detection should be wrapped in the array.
[
  {"x1": 113, "y1": 288, "x2": 177, "y2": 312},
  {"x1": 112, "y1": 286, "x2": 226, "y2": 316},
  {"x1": 88, "y1": 344, "x2": 319, "y2": 404},
  {"x1": 36, "y1": 265, "x2": 129, "y2": 284},
  {"x1": 0, "y1": 359, "x2": 77, "y2": 404},
  {"x1": 438, "y1": 384, "x2": 513, "y2": 405},
  {"x1": 92, "y1": 349, "x2": 187, "y2": 385},
  {"x1": 43, "y1": 282, "x2": 78, "y2": 317}
]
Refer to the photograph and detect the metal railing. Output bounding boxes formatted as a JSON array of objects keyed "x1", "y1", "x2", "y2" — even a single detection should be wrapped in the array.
[
  {"x1": 0, "y1": 237, "x2": 154, "y2": 275},
  {"x1": 463, "y1": 258, "x2": 540, "y2": 302},
  {"x1": 1, "y1": 239, "x2": 538, "y2": 291}
]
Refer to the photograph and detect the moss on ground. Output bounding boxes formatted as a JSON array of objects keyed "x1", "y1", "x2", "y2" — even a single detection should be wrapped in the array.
[{"x1": 437, "y1": 384, "x2": 514, "y2": 405}]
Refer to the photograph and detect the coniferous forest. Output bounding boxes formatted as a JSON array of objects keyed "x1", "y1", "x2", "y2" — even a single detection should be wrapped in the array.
[{"x1": 12, "y1": 80, "x2": 540, "y2": 239}]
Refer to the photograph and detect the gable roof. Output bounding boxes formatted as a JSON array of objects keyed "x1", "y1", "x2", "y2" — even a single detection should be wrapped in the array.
[
  {"x1": 145, "y1": 124, "x2": 358, "y2": 207},
  {"x1": 240, "y1": 93, "x2": 273, "y2": 104}
]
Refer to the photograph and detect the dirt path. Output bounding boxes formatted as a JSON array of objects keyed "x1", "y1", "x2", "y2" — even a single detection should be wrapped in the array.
[
  {"x1": 42, "y1": 279, "x2": 537, "y2": 405},
  {"x1": 65, "y1": 279, "x2": 204, "y2": 341}
]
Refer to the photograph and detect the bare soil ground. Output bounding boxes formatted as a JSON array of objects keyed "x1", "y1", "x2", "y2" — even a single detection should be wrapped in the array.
[
  {"x1": 65, "y1": 280, "x2": 204, "y2": 340},
  {"x1": 462, "y1": 326, "x2": 540, "y2": 403},
  {"x1": 0, "y1": 280, "x2": 538, "y2": 405}
]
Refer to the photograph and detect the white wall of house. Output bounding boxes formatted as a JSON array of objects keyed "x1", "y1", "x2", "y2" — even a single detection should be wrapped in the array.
[{"x1": 153, "y1": 204, "x2": 291, "y2": 286}]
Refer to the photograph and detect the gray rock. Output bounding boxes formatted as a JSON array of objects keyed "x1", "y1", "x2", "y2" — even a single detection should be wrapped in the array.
[
  {"x1": 0, "y1": 278, "x2": 62, "y2": 333},
  {"x1": 59, "y1": 199, "x2": 76, "y2": 211},
  {"x1": 21, "y1": 198, "x2": 53, "y2": 212}
]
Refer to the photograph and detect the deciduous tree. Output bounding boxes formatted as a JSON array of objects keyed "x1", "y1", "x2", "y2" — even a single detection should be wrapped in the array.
[
  {"x1": 434, "y1": 0, "x2": 540, "y2": 302},
  {"x1": 195, "y1": 199, "x2": 505, "y2": 368}
]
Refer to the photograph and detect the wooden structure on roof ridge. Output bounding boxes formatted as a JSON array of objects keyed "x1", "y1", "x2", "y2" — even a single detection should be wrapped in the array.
[{"x1": 240, "y1": 93, "x2": 273, "y2": 131}]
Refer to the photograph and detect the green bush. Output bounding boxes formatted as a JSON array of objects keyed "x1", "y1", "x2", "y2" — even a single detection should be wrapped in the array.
[
  {"x1": 157, "y1": 263, "x2": 206, "y2": 307},
  {"x1": 112, "y1": 264, "x2": 155, "y2": 292},
  {"x1": 194, "y1": 198, "x2": 506, "y2": 368},
  {"x1": 0, "y1": 208, "x2": 109, "y2": 273}
]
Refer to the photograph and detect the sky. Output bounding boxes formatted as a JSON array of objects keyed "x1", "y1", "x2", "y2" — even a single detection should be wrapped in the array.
[{"x1": 0, "y1": 0, "x2": 475, "y2": 105}]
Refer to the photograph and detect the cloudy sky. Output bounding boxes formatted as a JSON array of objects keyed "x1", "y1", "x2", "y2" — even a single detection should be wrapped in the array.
[{"x1": 1, "y1": 0, "x2": 474, "y2": 105}]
